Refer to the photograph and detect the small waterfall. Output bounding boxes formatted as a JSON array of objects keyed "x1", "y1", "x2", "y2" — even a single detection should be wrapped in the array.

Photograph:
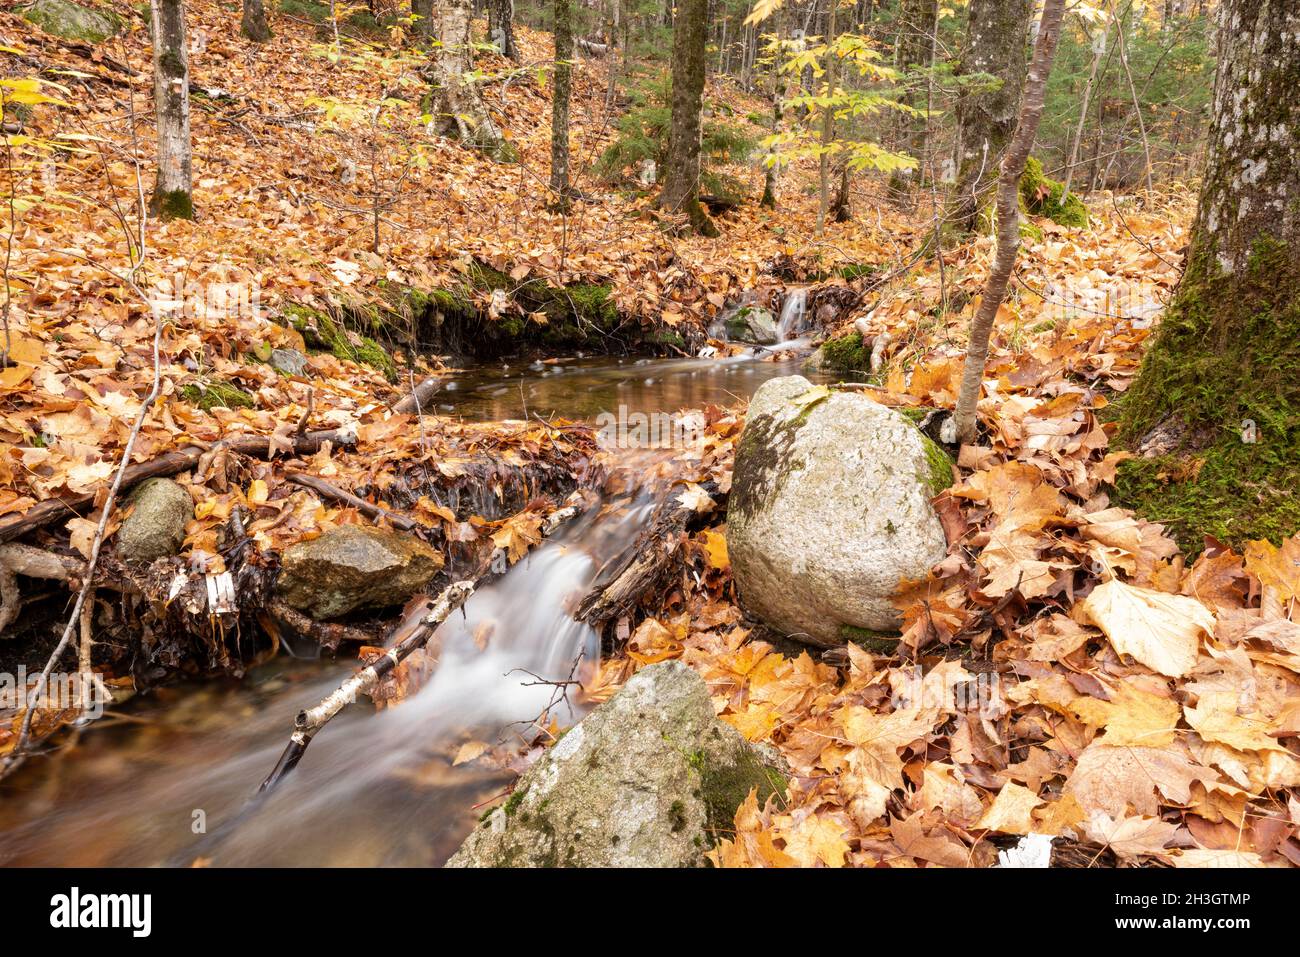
[{"x1": 775, "y1": 287, "x2": 808, "y2": 342}]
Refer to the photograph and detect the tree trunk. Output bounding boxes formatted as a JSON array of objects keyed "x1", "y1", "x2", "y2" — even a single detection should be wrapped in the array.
[
  {"x1": 431, "y1": 0, "x2": 510, "y2": 159},
  {"x1": 1119, "y1": 0, "x2": 1300, "y2": 547},
  {"x1": 953, "y1": 0, "x2": 1066, "y2": 444},
  {"x1": 658, "y1": 0, "x2": 717, "y2": 236},
  {"x1": 487, "y1": 0, "x2": 517, "y2": 59},
  {"x1": 149, "y1": 0, "x2": 193, "y2": 220},
  {"x1": 412, "y1": 0, "x2": 434, "y2": 37},
  {"x1": 241, "y1": 0, "x2": 271, "y2": 41},
  {"x1": 815, "y1": 0, "x2": 839, "y2": 237},
  {"x1": 549, "y1": 0, "x2": 572, "y2": 202},
  {"x1": 949, "y1": 0, "x2": 1032, "y2": 231},
  {"x1": 888, "y1": 0, "x2": 938, "y2": 197}
]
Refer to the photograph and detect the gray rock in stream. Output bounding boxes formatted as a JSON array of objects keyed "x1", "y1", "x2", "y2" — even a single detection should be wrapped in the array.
[
  {"x1": 723, "y1": 305, "x2": 778, "y2": 344},
  {"x1": 726, "y1": 375, "x2": 951, "y2": 647},
  {"x1": 446, "y1": 661, "x2": 786, "y2": 868},
  {"x1": 276, "y1": 524, "x2": 443, "y2": 619},
  {"x1": 116, "y1": 479, "x2": 193, "y2": 563}
]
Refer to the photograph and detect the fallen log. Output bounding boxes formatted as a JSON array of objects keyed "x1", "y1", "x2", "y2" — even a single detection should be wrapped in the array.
[
  {"x1": 392, "y1": 376, "x2": 442, "y2": 415},
  {"x1": 0, "y1": 428, "x2": 356, "y2": 545},
  {"x1": 576, "y1": 499, "x2": 692, "y2": 624}
]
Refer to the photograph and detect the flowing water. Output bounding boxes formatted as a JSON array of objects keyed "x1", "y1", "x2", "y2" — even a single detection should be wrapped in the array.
[{"x1": 0, "y1": 346, "x2": 827, "y2": 866}]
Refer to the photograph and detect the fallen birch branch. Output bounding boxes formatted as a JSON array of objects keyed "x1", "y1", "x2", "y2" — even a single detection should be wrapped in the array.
[{"x1": 258, "y1": 580, "x2": 475, "y2": 795}]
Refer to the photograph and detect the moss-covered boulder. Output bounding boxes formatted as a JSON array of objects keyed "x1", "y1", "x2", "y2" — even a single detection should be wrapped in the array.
[
  {"x1": 21, "y1": 0, "x2": 122, "y2": 42},
  {"x1": 726, "y1": 375, "x2": 951, "y2": 647},
  {"x1": 1019, "y1": 157, "x2": 1088, "y2": 228},
  {"x1": 116, "y1": 478, "x2": 193, "y2": 563},
  {"x1": 447, "y1": 661, "x2": 786, "y2": 868},
  {"x1": 722, "y1": 305, "x2": 778, "y2": 345},
  {"x1": 276, "y1": 524, "x2": 443, "y2": 619}
]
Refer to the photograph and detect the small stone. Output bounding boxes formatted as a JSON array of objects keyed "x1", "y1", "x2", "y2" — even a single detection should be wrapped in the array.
[
  {"x1": 276, "y1": 524, "x2": 443, "y2": 619},
  {"x1": 116, "y1": 479, "x2": 193, "y2": 563},
  {"x1": 270, "y1": 348, "x2": 309, "y2": 377}
]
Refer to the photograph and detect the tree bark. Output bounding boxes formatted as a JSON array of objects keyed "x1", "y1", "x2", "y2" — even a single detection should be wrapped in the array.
[
  {"x1": 815, "y1": 0, "x2": 839, "y2": 236},
  {"x1": 658, "y1": 0, "x2": 717, "y2": 236},
  {"x1": 1122, "y1": 0, "x2": 1300, "y2": 478},
  {"x1": 149, "y1": 0, "x2": 193, "y2": 220},
  {"x1": 487, "y1": 0, "x2": 517, "y2": 59},
  {"x1": 953, "y1": 0, "x2": 1066, "y2": 444},
  {"x1": 241, "y1": 0, "x2": 272, "y2": 41},
  {"x1": 549, "y1": 0, "x2": 572, "y2": 202},
  {"x1": 431, "y1": 0, "x2": 510, "y2": 159},
  {"x1": 949, "y1": 0, "x2": 1032, "y2": 231},
  {"x1": 412, "y1": 0, "x2": 434, "y2": 38},
  {"x1": 889, "y1": 0, "x2": 938, "y2": 197}
]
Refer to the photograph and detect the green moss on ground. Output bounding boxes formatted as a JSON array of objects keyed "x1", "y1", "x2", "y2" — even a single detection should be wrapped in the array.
[
  {"x1": 1019, "y1": 157, "x2": 1088, "y2": 228},
  {"x1": 840, "y1": 625, "x2": 901, "y2": 654},
  {"x1": 154, "y1": 189, "x2": 194, "y2": 222},
  {"x1": 283, "y1": 302, "x2": 397, "y2": 382},
  {"x1": 1114, "y1": 239, "x2": 1300, "y2": 553},
  {"x1": 819, "y1": 331, "x2": 868, "y2": 374},
  {"x1": 181, "y1": 379, "x2": 254, "y2": 411}
]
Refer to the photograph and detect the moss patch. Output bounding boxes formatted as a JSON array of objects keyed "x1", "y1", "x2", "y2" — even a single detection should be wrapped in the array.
[
  {"x1": 283, "y1": 302, "x2": 397, "y2": 382},
  {"x1": 1020, "y1": 157, "x2": 1088, "y2": 228},
  {"x1": 820, "y1": 331, "x2": 869, "y2": 374},
  {"x1": 21, "y1": 0, "x2": 122, "y2": 42},
  {"x1": 840, "y1": 624, "x2": 901, "y2": 654},
  {"x1": 919, "y1": 433, "x2": 955, "y2": 496},
  {"x1": 180, "y1": 379, "x2": 254, "y2": 411},
  {"x1": 154, "y1": 189, "x2": 194, "y2": 222},
  {"x1": 1115, "y1": 239, "x2": 1300, "y2": 553}
]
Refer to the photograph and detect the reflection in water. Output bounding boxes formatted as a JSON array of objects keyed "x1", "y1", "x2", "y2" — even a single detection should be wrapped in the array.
[{"x1": 0, "y1": 348, "x2": 826, "y2": 866}]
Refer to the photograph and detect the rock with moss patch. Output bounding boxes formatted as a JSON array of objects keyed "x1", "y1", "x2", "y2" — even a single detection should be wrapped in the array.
[
  {"x1": 21, "y1": 0, "x2": 122, "y2": 41},
  {"x1": 446, "y1": 661, "x2": 786, "y2": 868},
  {"x1": 727, "y1": 375, "x2": 950, "y2": 647},
  {"x1": 270, "y1": 347, "x2": 309, "y2": 377},
  {"x1": 276, "y1": 524, "x2": 443, "y2": 619},
  {"x1": 1019, "y1": 157, "x2": 1088, "y2": 228},
  {"x1": 722, "y1": 305, "x2": 778, "y2": 344},
  {"x1": 116, "y1": 478, "x2": 193, "y2": 563}
]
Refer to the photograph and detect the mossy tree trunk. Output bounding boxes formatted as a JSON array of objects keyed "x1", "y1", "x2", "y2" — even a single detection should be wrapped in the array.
[
  {"x1": 949, "y1": 0, "x2": 1032, "y2": 232},
  {"x1": 241, "y1": 0, "x2": 271, "y2": 41},
  {"x1": 1118, "y1": 0, "x2": 1300, "y2": 548},
  {"x1": 148, "y1": 0, "x2": 193, "y2": 220},
  {"x1": 549, "y1": 0, "x2": 572, "y2": 204},
  {"x1": 888, "y1": 0, "x2": 938, "y2": 198},
  {"x1": 953, "y1": 0, "x2": 1066, "y2": 443},
  {"x1": 659, "y1": 0, "x2": 718, "y2": 236},
  {"x1": 431, "y1": 0, "x2": 510, "y2": 159},
  {"x1": 487, "y1": 0, "x2": 516, "y2": 59}
]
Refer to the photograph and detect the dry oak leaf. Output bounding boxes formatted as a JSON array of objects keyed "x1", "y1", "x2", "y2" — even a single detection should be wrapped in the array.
[
  {"x1": 1078, "y1": 578, "x2": 1215, "y2": 677},
  {"x1": 1243, "y1": 536, "x2": 1300, "y2": 604},
  {"x1": 976, "y1": 782, "x2": 1044, "y2": 836}
]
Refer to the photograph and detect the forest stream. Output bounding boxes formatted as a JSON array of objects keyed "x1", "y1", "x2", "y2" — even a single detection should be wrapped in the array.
[{"x1": 0, "y1": 344, "x2": 825, "y2": 866}]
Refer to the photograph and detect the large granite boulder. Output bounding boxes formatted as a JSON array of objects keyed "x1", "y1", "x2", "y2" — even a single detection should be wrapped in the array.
[
  {"x1": 727, "y1": 375, "x2": 950, "y2": 647},
  {"x1": 21, "y1": 0, "x2": 122, "y2": 42},
  {"x1": 447, "y1": 661, "x2": 786, "y2": 868},
  {"x1": 276, "y1": 524, "x2": 443, "y2": 619},
  {"x1": 116, "y1": 479, "x2": 193, "y2": 563}
]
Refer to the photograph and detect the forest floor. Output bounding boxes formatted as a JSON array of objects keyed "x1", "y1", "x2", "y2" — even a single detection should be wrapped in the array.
[{"x1": 2, "y1": 3, "x2": 1298, "y2": 868}]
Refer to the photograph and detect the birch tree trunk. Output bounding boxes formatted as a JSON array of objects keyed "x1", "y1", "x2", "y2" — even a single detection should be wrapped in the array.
[
  {"x1": 241, "y1": 0, "x2": 271, "y2": 42},
  {"x1": 952, "y1": 0, "x2": 1066, "y2": 444},
  {"x1": 1119, "y1": 0, "x2": 1300, "y2": 546},
  {"x1": 149, "y1": 0, "x2": 193, "y2": 220},
  {"x1": 659, "y1": 0, "x2": 717, "y2": 236},
  {"x1": 431, "y1": 0, "x2": 510, "y2": 159},
  {"x1": 949, "y1": 0, "x2": 1032, "y2": 231},
  {"x1": 549, "y1": 0, "x2": 572, "y2": 203}
]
